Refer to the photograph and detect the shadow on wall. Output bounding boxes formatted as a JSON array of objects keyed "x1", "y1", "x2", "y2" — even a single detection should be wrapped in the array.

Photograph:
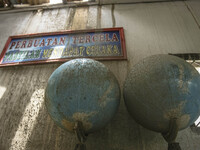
[
  {"x1": 0, "y1": 64, "x2": 59, "y2": 150},
  {"x1": 0, "y1": 63, "x2": 166, "y2": 150},
  {"x1": 9, "y1": 88, "x2": 45, "y2": 149},
  {"x1": 25, "y1": 92, "x2": 166, "y2": 149},
  {"x1": 0, "y1": 66, "x2": 38, "y2": 150},
  {"x1": 0, "y1": 85, "x2": 6, "y2": 99}
]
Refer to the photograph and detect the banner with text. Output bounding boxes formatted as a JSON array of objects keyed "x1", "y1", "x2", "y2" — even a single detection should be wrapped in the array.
[{"x1": 0, "y1": 28, "x2": 126, "y2": 67}]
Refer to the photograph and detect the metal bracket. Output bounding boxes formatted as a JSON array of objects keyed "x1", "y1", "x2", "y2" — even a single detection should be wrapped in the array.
[
  {"x1": 73, "y1": 121, "x2": 87, "y2": 150},
  {"x1": 162, "y1": 118, "x2": 182, "y2": 150}
]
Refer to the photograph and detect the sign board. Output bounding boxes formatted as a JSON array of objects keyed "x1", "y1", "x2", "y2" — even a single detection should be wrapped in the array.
[{"x1": 0, "y1": 28, "x2": 126, "y2": 67}]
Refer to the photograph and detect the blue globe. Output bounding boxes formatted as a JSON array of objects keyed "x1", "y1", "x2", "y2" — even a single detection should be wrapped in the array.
[
  {"x1": 123, "y1": 54, "x2": 200, "y2": 133},
  {"x1": 45, "y1": 59, "x2": 120, "y2": 133}
]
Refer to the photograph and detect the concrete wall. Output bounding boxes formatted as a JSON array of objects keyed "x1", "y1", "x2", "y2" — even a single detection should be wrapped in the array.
[
  {"x1": 0, "y1": 0, "x2": 200, "y2": 150},
  {"x1": 99, "y1": 0, "x2": 167, "y2": 4}
]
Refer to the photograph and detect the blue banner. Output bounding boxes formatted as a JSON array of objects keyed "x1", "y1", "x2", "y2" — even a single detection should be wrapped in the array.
[{"x1": 2, "y1": 30, "x2": 124, "y2": 64}]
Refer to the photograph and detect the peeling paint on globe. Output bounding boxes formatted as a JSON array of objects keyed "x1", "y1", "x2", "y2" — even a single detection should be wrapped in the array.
[
  {"x1": 123, "y1": 54, "x2": 200, "y2": 133},
  {"x1": 45, "y1": 58, "x2": 120, "y2": 133}
]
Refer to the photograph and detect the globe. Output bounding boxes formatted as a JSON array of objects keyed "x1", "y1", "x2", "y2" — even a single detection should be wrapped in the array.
[
  {"x1": 123, "y1": 54, "x2": 200, "y2": 133},
  {"x1": 45, "y1": 58, "x2": 120, "y2": 134}
]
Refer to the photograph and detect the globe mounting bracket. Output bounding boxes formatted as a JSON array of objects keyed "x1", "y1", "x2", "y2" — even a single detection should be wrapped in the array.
[
  {"x1": 162, "y1": 118, "x2": 181, "y2": 150},
  {"x1": 74, "y1": 121, "x2": 87, "y2": 150}
]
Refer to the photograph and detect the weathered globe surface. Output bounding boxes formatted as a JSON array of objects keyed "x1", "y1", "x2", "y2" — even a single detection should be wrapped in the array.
[
  {"x1": 45, "y1": 59, "x2": 120, "y2": 133},
  {"x1": 123, "y1": 54, "x2": 200, "y2": 133}
]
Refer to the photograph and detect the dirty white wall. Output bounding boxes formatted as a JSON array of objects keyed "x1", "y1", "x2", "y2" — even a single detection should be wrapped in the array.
[
  {"x1": 99, "y1": 0, "x2": 167, "y2": 4},
  {"x1": 0, "y1": 0, "x2": 200, "y2": 150}
]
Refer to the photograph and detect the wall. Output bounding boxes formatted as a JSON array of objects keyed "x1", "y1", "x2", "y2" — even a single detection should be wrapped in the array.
[
  {"x1": 0, "y1": 0, "x2": 200, "y2": 150},
  {"x1": 99, "y1": 0, "x2": 167, "y2": 4},
  {"x1": 97, "y1": 0, "x2": 167, "y2": 4}
]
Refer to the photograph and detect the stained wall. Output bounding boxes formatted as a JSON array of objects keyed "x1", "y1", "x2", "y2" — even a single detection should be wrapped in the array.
[{"x1": 0, "y1": 0, "x2": 200, "y2": 150}]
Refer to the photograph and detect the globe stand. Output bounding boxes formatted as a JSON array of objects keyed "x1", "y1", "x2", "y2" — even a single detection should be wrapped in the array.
[
  {"x1": 168, "y1": 143, "x2": 181, "y2": 150},
  {"x1": 74, "y1": 121, "x2": 87, "y2": 150},
  {"x1": 162, "y1": 118, "x2": 182, "y2": 150}
]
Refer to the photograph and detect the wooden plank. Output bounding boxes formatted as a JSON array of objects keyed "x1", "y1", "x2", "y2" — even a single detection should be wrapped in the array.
[
  {"x1": 101, "y1": 5, "x2": 113, "y2": 28},
  {"x1": 0, "y1": 12, "x2": 33, "y2": 54},
  {"x1": 114, "y1": 1, "x2": 200, "y2": 65},
  {"x1": 87, "y1": 6, "x2": 98, "y2": 29},
  {"x1": 186, "y1": 0, "x2": 200, "y2": 28},
  {"x1": 25, "y1": 8, "x2": 70, "y2": 33},
  {"x1": 71, "y1": 7, "x2": 89, "y2": 30},
  {"x1": 100, "y1": 0, "x2": 168, "y2": 4}
]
